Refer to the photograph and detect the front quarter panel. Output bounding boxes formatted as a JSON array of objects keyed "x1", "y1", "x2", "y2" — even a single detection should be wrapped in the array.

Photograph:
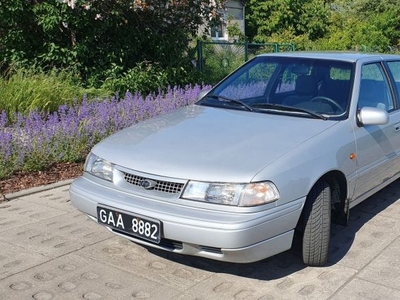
[{"x1": 252, "y1": 120, "x2": 357, "y2": 204}]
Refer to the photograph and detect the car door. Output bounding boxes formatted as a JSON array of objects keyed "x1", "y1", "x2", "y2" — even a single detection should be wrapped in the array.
[
  {"x1": 385, "y1": 60, "x2": 400, "y2": 177},
  {"x1": 352, "y1": 61, "x2": 400, "y2": 201}
]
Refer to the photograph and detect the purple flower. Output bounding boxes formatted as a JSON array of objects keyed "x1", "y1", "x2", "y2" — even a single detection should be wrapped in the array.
[{"x1": 0, "y1": 85, "x2": 210, "y2": 178}]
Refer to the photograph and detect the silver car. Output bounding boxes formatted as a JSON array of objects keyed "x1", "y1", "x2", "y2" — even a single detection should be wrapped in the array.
[{"x1": 70, "y1": 52, "x2": 400, "y2": 266}]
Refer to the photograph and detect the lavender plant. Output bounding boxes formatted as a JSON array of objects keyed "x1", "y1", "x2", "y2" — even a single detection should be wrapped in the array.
[{"x1": 0, "y1": 84, "x2": 210, "y2": 179}]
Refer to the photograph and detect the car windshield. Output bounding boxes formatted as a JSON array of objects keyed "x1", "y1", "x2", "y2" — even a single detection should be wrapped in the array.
[{"x1": 197, "y1": 56, "x2": 354, "y2": 120}]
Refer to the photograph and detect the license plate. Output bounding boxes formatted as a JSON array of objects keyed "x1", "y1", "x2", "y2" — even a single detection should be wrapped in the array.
[{"x1": 97, "y1": 206, "x2": 161, "y2": 244}]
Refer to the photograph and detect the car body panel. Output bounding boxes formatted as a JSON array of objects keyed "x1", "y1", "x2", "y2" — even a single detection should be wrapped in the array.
[
  {"x1": 92, "y1": 105, "x2": 339, "y2": 183},
  {"x1": 350, "y1": 58, "x2": 400, "y2": 204},
  {"x1": 252, "y1": 120, "x2": 358, "y2": 204},
  {"x1": 70, "y1": 175, "x2": 304, "y2": 263}
]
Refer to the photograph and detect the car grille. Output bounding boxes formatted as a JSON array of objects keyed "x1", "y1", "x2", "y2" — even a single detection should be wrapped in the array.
[{"x1": 123, "y1": 172, "x2": 184, "y2": 194}]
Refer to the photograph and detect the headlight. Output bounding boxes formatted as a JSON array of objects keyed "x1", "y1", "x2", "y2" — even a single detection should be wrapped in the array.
[
  {"x1": 181, "y1": 181, "x2": 279, "y2": 207},
  {"x1": 84, "y1": 153, "x2": 114, "y2": 181}
]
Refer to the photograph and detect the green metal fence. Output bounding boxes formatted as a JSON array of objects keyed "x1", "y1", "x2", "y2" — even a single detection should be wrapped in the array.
[{"x1": 195, "y1": 41, "x2": 295, "y2": 83}]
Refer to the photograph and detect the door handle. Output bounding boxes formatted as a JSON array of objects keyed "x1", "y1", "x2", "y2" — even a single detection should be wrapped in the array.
[{"x1": 395, "y1": 123, "x2": 400, "y2": 132}]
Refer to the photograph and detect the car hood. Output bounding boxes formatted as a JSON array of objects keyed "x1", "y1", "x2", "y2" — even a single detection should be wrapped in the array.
[{"x1": 92, "y1": 105, "x2": 339, "y2": 182}]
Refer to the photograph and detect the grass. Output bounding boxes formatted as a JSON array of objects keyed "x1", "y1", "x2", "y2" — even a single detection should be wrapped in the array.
[{"x1": 0, "y1": 67, "x2": 110, "y2": 121}]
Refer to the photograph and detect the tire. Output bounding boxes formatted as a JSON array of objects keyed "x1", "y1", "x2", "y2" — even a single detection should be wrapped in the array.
[{"x1": 301, "y1": 180, "x2": 331, "y2": 266}]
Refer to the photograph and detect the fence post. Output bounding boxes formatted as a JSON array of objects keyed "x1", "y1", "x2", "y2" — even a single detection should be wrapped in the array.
[{"x1": 197, "y1": 40, "x2": 203, "y2": 72}]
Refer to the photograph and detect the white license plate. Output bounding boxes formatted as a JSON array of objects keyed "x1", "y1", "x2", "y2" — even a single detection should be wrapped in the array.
[{"x1": 97, "y1": 206, "x2": 161, "y2": 243}]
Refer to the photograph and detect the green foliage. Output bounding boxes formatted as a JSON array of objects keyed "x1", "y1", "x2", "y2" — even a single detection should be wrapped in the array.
[
  {"x1": 0, "y1": 157, "x2": 14, "y2": 180},
  {"x1": 0, "y1": 0, "x2": 224, "y2": 90},
  {"x1": 102, "y1": 62, "x2": 167, "y2": 96},
  {"x1": 226, "y1": 16, "x2": 246, "y2": 42},
  {"x1": 0, "y1": 67, "x2": 108, "y2": 119},
  {"x1": 102, "y1": 60, "x2": 203, "y2": 96},
  {"x1": 311, "y1": 0, "x2": 399, "y2": 52},
  {"x1": 201, "y1": 43, "x2": 248, "y2": 84},
  {"x1": 247, "y1": 0, "x2": 330, "y2": 44},
  {"x1": 246, "y1": 0, "x2": 400, "y2": 52},
  {"x1": 266, "y1": 28, "x2": 315, "y2": 51}
]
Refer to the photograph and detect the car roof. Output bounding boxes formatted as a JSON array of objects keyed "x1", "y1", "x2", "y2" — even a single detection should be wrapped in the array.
[{"x1": 257, "y1": 51, "x2": 400, "y2": 63}]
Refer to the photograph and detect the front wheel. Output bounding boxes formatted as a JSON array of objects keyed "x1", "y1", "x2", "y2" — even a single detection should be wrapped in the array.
[{"x1": 301, "y1": 180, "x2": 331, "y2": 266}]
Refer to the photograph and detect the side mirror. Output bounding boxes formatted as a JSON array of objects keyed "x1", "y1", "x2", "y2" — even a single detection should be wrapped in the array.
[
  {"x1": 197, "y1": 90, "x2": 211, "y2": 101},
  {"x1": 357, "y1": 107, "x2": 389, "y2": 126}
]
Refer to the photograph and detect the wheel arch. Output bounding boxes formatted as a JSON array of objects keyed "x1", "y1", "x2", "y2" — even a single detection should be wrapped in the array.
[{"x1": 319, "y1": 170, "x2": 349, "y2": 225}]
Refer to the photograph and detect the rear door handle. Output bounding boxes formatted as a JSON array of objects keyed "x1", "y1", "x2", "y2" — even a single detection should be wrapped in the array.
[{"x1": 395, "y1": 123, "x2": 400, "y2": 132}]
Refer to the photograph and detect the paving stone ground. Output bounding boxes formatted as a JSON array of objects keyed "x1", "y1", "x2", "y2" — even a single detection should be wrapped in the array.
[{"x1": 1, "y1": 180, "x2": 400, "y2": 300}]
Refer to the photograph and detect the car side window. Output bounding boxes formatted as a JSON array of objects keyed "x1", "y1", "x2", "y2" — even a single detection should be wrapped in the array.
[
  {"x1": 386, "y1": 61, "x2": 400, "y2": 104},
  {"x1": 358, "y1": 63, "x2": 394, "y2": 112}
]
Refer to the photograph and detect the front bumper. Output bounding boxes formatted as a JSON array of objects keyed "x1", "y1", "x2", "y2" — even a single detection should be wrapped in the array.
[{"x1": 69, "y1": 176, "x2": 305, "y2": 263}]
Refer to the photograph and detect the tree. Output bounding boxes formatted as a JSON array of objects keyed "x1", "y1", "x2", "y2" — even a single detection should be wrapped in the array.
[
  {"x1": 316, "y1": 0, "x2": 400, "y2": 51},
  {"x1": 352, "y1": 0, "x2": 400, "y2": 49},
  {"x1": 0, "y1": 0, "x2": 225, "y2": 86},
  {"x1": 245, "y1": 0, "x2": 400, "y2": 52},
  {"x1": 246, "y1": 0, "x2": 330, "y2": 46}
]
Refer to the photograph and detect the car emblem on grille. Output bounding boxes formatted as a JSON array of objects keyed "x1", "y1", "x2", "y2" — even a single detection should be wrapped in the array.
[{"x1": 140, "y1": 179, "x2": 157, "y2": 190}]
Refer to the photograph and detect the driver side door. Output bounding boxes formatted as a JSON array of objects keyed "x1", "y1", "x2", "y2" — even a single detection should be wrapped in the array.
[{"x1": 353, "y1": 61, "x2": 400, "y2": 201}]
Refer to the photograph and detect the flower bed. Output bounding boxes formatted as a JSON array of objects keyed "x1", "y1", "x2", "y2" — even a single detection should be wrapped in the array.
[{"x1": 0, "y1": 84, "x2": 210, "y2": 179}]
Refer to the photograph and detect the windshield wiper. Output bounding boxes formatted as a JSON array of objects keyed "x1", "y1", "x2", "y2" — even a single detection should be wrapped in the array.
[
  {"x1": 204, "y1": 94, "x2": 253, "y2": 112},
  {"x1": 251, "y1": 103, "x2": 328, "y2": 120}
]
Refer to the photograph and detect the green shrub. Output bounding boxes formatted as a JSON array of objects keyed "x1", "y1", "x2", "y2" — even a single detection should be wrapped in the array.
[
  {"x1": 0, "y1": 157, "x2": 14, "y2": 179},
  {"x1": 102, "y1": 61, "x2": 204, "y2": 96},
  {"x1": 201, "y1": 43, "x2": 246, "y2": 85},
  {"x1": 0, "y1": 67, "x2": 109, "y2": 119},
  {"x1": 0, "y1": 0, "x2": 220, "y2": 91}
]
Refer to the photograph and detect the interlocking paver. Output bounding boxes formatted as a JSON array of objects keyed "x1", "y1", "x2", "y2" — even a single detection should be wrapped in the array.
[
  {"x1": 0, "y1": 200, "x2": 66, "y2": 233},
  {"x1": 0, "y1": 253, "x2": 180, "y2": 300},
  {"x1": 1, "y1": 180, "x2": 400, "y2": 299},
  {"x1": 358, "y1": 237, "x2": 400, "y2": 290},
  {"x1": 330, "y1": 278, "x2": 400, "y2": 300},
  {"x1": 18, "y1": 186, "x2": 74, "y2": 212},
  {"x1": 0, "y1": 210, "x2": 112, "y2": 258},
  {"x1": 0, "y1": 241, "x2": 49, "y2": 280},
  {"x1": 77, "y1": 236, "x2": 215, "y2": 290}
]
